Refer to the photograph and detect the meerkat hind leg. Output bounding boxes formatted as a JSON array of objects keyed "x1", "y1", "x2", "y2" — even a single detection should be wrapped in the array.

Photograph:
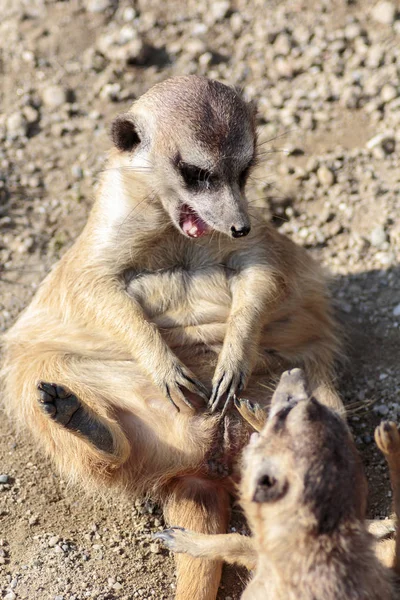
[
  {"x1": 234, "y1": 398, "x2": 267, "y2": 432},
  {"x1": 375, "y1": 421, "x2": 400, "y2": 575},
  {"x1": 37, "y1": 382, "x2": 115, "y2": 455}
]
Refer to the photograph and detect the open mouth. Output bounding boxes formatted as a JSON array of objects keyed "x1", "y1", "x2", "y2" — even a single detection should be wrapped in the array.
[{"x1": 179, "y1": 204, "x2": 211, "y2": 238}]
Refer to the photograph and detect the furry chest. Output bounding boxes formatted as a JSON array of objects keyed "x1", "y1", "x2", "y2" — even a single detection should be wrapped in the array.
[{"x1": 125, "y1": 265, "x2": 232, "y2": 327}]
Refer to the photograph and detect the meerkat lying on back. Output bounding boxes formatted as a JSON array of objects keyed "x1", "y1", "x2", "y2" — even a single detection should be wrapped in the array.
[
  {"x1": 2, "y1": 77, "x2": 342, "y2": 600},
  {"x1": 158, "y1": 369, "x2": 400, "y2": 599}
]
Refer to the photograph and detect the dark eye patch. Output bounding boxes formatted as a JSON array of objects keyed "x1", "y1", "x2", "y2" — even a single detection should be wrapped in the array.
[
  {"x1": 239, "y1": 155, "x2": 257, "y2": 188},
  {"x1": 179, "y1": 162, "x2": 215, "y2": 189}
]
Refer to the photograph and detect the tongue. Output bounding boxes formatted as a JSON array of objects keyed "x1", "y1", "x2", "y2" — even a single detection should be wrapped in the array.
[{"x1": 180, "y1": 204, "x2": 210, "y2": 238}]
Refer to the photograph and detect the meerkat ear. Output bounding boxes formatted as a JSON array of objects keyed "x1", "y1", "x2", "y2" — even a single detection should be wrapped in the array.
[{"x1": 111, "y1": 114, "x2": 141, "y2": 152}]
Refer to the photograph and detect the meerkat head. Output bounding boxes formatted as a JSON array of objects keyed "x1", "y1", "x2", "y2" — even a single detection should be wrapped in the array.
[
  {"x1": 242, "y1": 370, "x2": 367, "y2": 545},
  {"x1": 111, "y1": 76, "x2": 257, "y2": 239}
]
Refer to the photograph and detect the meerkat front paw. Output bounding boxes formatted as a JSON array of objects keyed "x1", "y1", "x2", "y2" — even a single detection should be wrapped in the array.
[
  {"x1": 155, "y1": 361, "x2": 209, "y2": 412},
  {"x1": 154, "y1": 527, "x2": 196, "y2": 555},
  {"x1": 209, "y1": 354, "x2": 251, "y2": 414},
  {"x1": 375, "y1": 421, "x2": 400, "y2": 457}
]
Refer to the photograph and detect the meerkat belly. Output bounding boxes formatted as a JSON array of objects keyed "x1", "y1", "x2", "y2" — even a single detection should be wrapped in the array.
[{"x1": 126, "y1": 266, "x2": 232, "y2": 347}]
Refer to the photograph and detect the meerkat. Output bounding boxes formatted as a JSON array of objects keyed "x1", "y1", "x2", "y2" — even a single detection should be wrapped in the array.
[
  {"x1": 1, "y1": 77, "x2": 342, "y2": 600},
  {"x1": 157, "y1": 369, "x2": 400, "y2": 600}
]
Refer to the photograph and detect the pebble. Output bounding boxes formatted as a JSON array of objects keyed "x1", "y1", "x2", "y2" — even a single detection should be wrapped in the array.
[
  {"x1": 0, "y1": 474, "x2": 9, "y2": 484},
  {"x1": 71, "y1": 165, "x2": 83, "y2": 179},
  {"x1": 4, "y1": 593, "x2": 16, "y2": 600},
  {"x1": 317, "y1": 166, "x2": 335, "y2": 187},
  {"x1": 209, "y1": 1, "x2": 230, "y2": 22},
  {"x1": 6, "y1": 112, "x2": 27, "y2": 138},
  {"x1": 85, "y1": 0, "x2": 112, "y2": 12},
  {"x1": 393, "y1": 304, "x2": 400, "y2": 317},
  {"x1": 22, "y1": 105, "x2": 40, "y2": 124},
  {"x1": 41, "y1": 85, "x2": 67, "y2": 109},
  {"x1": 370, "y1": 226, "x2": 387, "y2": 247},
  {"x1": 366, "y1": 134, "x2": 396, "y2": 154},
  {"x1": 48, "y1": 536, "x2": 60, "y2": 547},
  {"x1": 371, "y1": 1, "x2": 397, "y2": 25},
  {"x1": 381, "y1": 84, "x2": 398, "y2": 103},
  {"x1": 374, "y1": 404, "x2": 389, "y2": 416}
]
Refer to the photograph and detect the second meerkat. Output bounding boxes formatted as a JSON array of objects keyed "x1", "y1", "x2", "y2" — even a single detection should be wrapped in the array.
[{"x1": 2, "y1": 76, "x2": 342, "y2": 600}]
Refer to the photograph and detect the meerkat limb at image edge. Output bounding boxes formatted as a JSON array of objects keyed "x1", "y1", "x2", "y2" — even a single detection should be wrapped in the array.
[{"x1": 1, "y1": 76, "x2": 343, "y2": 600}]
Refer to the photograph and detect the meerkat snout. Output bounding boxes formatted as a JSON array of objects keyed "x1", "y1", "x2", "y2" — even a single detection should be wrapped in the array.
[{"x1": 110, "y1": 76, "x2": 257, "y2": 240}]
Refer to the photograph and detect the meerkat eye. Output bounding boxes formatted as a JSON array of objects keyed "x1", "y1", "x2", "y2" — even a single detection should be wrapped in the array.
[
  {"x1": 239, "y1": 166, "x2": 251, "y2": 188},
  {"x1": 239, "y1": 157, "x2": 256, "y2": 188},
  {"x1": 179, "y1": 163, "x2": 213, "y2": 188}
]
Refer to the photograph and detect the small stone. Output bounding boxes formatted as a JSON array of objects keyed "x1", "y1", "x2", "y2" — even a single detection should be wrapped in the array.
[
  {"x1": 374, "y1": 404, "x2": 389, "y2": 416},
  {"x1": 274, "y1": 33, "x2": 292, "y2": 56},
  {"x1": 317, "y1": 166, "x2": 335, "y2": 187},
  {"x1": 48, "y1": 535, "x2": 60, "y2": 547},
  {"x1": 99, "y1": 83, "x2": 121, "y2": 101},
  {"x1": 381, "y1": 84, "x2": 397, "y2": 103},
  {"x1": 54, "y1": 596, "x2": 64, "y2": 600},
  {"x1": 306, "y1": 157, "x2": 319, "y2": 172},
  {"x1": 344, "y1": 22, "x2": 362, "y2": 39},
  {"x1": 113, "y1": 582, "x2": 123, "y2": 591},
  {"x1": 122, "y1": 6, "x2": 136, "y2": 21},
  {"x1": 71, "y1": 165, "x2": 83, "y2": 179},
  {"x1": 369, "y1": 226, "x2": 387, "y2": 247},
  {"x1": 22, "y1": 105, "x2": 39, "y2": 124},
  {"x1": 363, "y1": 434, "x2": 373, "y2": 444},
  {"x1": 371, "y1": 1, "x2": 397, "y2": 25},
  {"x1": 149, "y1": 542, "x2": 160, "y2": 554},
  {"x1": 85, "y1": 0, "x2": 112, "y2": 12},
  {"x1": 366, "y1": 134, "x2": 396, "y2": 154},
  {"x1": 6, "y1": 112, "x2": 27, "y2": 138},
  {"x1": 393, "y1": 303, "x2": 400, "y2": 316},
  {"x1": 0, "y1": 474, "x2": 9, "y2": 484},
  {"x1": 42, "y1": 85, "x2": 67, "y2": 109},
  {"x1": 230, "y1": 12, "x2": 243, "y2": 34},
  {"x1": 28, "y1": 515, "x2": 38, "y2": 526},
  {"x1": 4, "y1": 593, "x2": 16, "y2": 600},
  {"x1": 210, "y1": 1, "x2": 230, "y2": 21}
]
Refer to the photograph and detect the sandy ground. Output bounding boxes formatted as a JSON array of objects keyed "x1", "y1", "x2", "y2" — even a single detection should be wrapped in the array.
[{"x1": 1, "y1": 0, "x2": 400, "y2": 598}]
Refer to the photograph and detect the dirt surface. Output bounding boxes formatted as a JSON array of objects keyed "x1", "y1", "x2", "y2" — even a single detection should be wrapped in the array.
[{"x1": 1, "y1": 0, "x2": 400, "y2": 598}]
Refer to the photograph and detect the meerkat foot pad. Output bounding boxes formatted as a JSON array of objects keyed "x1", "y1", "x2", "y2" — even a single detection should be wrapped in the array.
[{"x1": 37, "y1": 382, "x2": 115, "y2": 454}]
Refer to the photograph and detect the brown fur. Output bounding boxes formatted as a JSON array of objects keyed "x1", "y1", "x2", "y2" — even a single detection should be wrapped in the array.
[
  {"x1": 160, "y1": 369, "x2": 399, "y2": 599},
  {"x1": 1, "y1": 77, "x2": 342, "y2": 599}
]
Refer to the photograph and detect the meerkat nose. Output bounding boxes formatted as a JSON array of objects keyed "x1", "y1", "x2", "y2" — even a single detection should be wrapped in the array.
[{"x1": 230, "y1": 225, "x2": 251, "y2": 238}]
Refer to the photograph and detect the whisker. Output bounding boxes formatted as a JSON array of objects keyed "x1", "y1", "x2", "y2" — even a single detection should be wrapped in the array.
[{"x1": 256, "y1": 129, "x2": 295, "y2": 147}]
